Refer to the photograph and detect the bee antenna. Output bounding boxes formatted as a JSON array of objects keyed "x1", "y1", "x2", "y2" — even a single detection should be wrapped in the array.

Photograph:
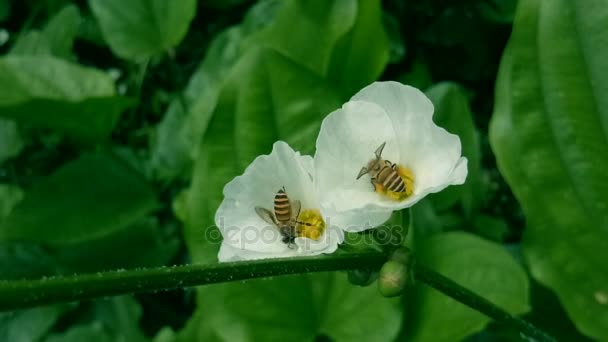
[
  {"x1": 356, "y1": 167, "x2": 369, "y2": 180},
  {"x1": 374, "y1": 142, "x2": 386, "y2": 159}
]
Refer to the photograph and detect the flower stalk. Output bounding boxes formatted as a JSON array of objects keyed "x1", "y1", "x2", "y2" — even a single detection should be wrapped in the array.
[{"x1": 0, "y1": 252, "x2": 555, "y2": 342}]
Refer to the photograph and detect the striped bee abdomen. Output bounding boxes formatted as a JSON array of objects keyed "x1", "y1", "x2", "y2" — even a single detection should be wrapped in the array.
[
  {"x1": 274, "y1": 188, "x2": 291, "y2": 224},
  {"x1": 376, "y1": 162, "x2": 406, "y2": 193}
]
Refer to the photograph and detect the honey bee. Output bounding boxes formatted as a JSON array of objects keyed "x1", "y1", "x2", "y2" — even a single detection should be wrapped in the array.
[
  {"x1": 255, "y1": 187, "x2": 307, "y2": 249},
  {"x1": 356, "y1": 142, "x2": 410, "y2": 196}
]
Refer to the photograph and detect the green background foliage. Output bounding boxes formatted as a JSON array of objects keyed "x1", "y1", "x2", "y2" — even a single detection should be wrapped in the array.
[
  {"x1": 0, "y1": 0, "x2": 605, "y2": 341},
  {"x1": 490, "y1": 0, "x2": 608, "y2": 339}
]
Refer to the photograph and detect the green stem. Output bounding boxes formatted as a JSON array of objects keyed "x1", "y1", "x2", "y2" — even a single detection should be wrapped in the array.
[
  {"x1": 0, "y1": 252, "x2": 384, "y2": 311},
  {"x1": 0, "y1": 252, "x2": 555, "y2": 342}
]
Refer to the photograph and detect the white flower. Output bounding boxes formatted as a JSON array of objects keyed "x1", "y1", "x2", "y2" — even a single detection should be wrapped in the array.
[
  {"x1": 314, "y1": 81, "x2": 468, "y2": 230},
  {"x1": 215, "y1": 141, "x2": 348, "y2": 262}
]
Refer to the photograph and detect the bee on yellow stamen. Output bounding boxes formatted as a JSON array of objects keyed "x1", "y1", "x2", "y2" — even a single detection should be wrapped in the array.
[{"x1": 357, "y1": 142, "x2": 415, "y2": 201}]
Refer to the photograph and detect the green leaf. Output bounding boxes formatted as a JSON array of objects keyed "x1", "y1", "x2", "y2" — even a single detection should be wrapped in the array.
[
  {"x1": 398, "y1": 58, "x2": 433, "y2": 91},
  {"x1": 0, "y1": 186, "x2": 57, "y2": 280},
  {"x1": 0, "y1": 0, "x2": 9, "y2": 22},
  {"x1": 407, "y1": 232, "x2": 530, "y2": 342},
  {"x1": 151, "y1": 0, "x2": 279, "y2": 181},
  {"x1": 0, "y1": 184, "x2": 22, "y2": 219},
  {"x1": 0, "y1": 182, "x2": 173, "y2": 277},
  {"x1": 383, "y1": 12, "x2": 406, "y2": 64},
  {"x1": 200, "y1": 0, "x2": 248, "y2": 10},
  {"x1": 327, "y1": 0, "x2": 389, "y2": 96},
  {"x1": 425, "y1": 82, "x2": 483, "y2": 216},
  {"x1": 151, "y1": 26, "x2": 247, "y2": 181},
  {"x1": 410, "y1": 199, "x2": 443, "y2": 238},
  {"x1": 51, "y1": 217, "x2": 179, "y2": 273},
  {"x1": 180, "y1": 273, "x2": 402, "y2": 342},
  {"x1": 10, "y1": 5, "x2": 80, "y2": 59},
  {"x1": 472, "y1": 214, "x2": 510, "y2": 242},
  {"x1": 0, "y1": 119, "x2": 22, "y2": 165},
  {"x1": 0, "y1": 153, "x2": 158, "y2": 247},
  {"x1": 247, "y1": 0, "x2": 389, "y2": 96},
  {"x1": 88, "y1": 0, "x2": 197, "y2": 61},
  {"x1": 477, "y1": 0, "x2": 518, "y2": 24},
  {"x1": 10, "y1": 32, "x2": 53, "y2": 56},
  {"x1": 0, "y1": 242, "x2": 57, "y2": 280},
  {"x1": 44, "y1": 297, "x2": 147, "y2": 342},
  {"x1": 41, "y1": 4, "x2": 81, "y2": 59},
  {"x1": 489, "y1": 0, "x2": 608, "y2": 340},
  {"x1": 0, "y1": 55, "x2": 131, "y2": 140},
  {"x1": 523, "y1": 280, "x2": 596, "y2": 342},
  {"x1": 0, "y1": 304, "x2": 73, "y2": 341},
  {"x1": 45, "y1": 324, "x2": 114, "y2": 342},
  {"x1": 184, "y1": 48, "x2": 342, "y2": 262},
  {"x1": 247, "y1": 0, "x2": 357, "y2": 78}
]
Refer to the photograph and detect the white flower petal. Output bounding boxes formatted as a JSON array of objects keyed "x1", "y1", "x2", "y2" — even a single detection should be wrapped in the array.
[
  {"x1": 351, "y1": 81, "x2": 434, "y2": 170},
  {"x1": 352, "y1": 81, "x2": 434, "y2": 123},
  {"x1": 323, "y1": 206, "x2": 393, "y2": 233},
  {"x1": 314, "y1": 100, "x2": 400, "y2": 212},
  {"x1": 353, "y1": 81, "x2": 465, "y2": 195},
  {"x1": 218, "y1": 242, "x2": 295, "y2": 262},
  {"x1": 314, "y1": 81, "x2": 469, "y2": 219},
  {"x1": 215, "y1": 141, "x2": 339, "y2": 261}
]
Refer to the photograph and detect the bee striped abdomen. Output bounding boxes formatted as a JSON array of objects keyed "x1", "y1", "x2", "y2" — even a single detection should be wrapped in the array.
[
  {"x1": 378, "y1": 163, "x2": 406, "y2": 193},
  {"x1": 274, "y1": 189, "x2": 291, "y2": 223}
]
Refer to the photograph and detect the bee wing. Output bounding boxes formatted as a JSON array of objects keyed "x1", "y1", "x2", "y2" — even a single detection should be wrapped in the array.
[
  {"x1": 255, "y1": 207, "x2": 277, "y2": 225},
  {"x1": 290, "y1": 200, "x2": 301, "y2": 221}
]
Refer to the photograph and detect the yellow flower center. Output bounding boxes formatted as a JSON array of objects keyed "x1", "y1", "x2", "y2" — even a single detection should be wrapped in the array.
[
  {"x1": 295, "y1": 209, "x2": 326, "y2": 240},
  {"x1": 374, "y1": 165, "x2": 415, "y2": 201}
]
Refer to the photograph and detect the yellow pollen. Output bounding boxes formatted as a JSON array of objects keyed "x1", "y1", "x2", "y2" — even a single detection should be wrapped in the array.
[
  {"x1": 295, "y1": 209, "x2": 325, "y2": 240},
  {"x1": 375, "y1": 165, "x2": 415, "y2": 201}
]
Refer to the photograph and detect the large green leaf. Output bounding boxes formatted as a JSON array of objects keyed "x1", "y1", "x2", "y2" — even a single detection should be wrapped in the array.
[
  {"x1": 9, "y1": 32, "x2": 52, "y2": 56},
  {"x1": 88, "y1": 0, "x2": 197, "y2": 61},
  {"x1": 184, "y1": 48, "x2": 342, "y2": 263},
  {"x1": 10, "y1": 4, "x2": 80, "y2": 59},
  {"x1": 489, "y1": 0, "x2": 608, "y2": 339},
  {"x1": 0, "y1": 153, "x2": 158, "y2": 247},
  {"x1": 0, "y1": 119, "x2": 22, "y2": 165},
  {"x1": 150, "y1": 28, "x2": 248, "y2": 181},
  {"x1": 425, "y1": 82, "x2": 482, "y2": 216},
  {"x1": 326, "y1": 0, "x2": 389, "y2": 96},
  {"x1": 0, "y1": 304, "x2": 74, "y2": 341},
  {"x1": 0, "y1": 0, "x2": 9, "y2": 22},
  {"x1": 0, "y1": 56, "x2": 131, "y2": 140},
  {"x1": 246, "y1": 0, "x2": 357, "y2": 78},
  {"x1": 44, "y1": 297, "x2": 147, "y2": 342},
  {"x1": 406, "y1": 232, "x2": 529, "y2": 341},
  {"x1": 179, "y1": 273, "x2": 402, "y2": 342},
  {"x1": 477, "y1": 0, "x2": 518, "y2": 23},
  {"x1": 50, "y1": 217, "x2": 179, "y2": 273},
  {"x1": 248, "y1": 0, "x2": 389, "y2": 95},
  {"x1": 41, "y1": 4, "x2": 81, "y2": 59},
  {"x1": 150, "y1": 0, "x2": 280, "y2": 181},
  {"x1": 0, "y1": 242, "x2": 57, "y2": 280}
]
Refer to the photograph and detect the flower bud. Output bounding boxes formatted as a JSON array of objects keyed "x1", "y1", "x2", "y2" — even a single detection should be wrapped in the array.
[{"x1": 377, "y1": 247, "x2": 413, "y2": 297}]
